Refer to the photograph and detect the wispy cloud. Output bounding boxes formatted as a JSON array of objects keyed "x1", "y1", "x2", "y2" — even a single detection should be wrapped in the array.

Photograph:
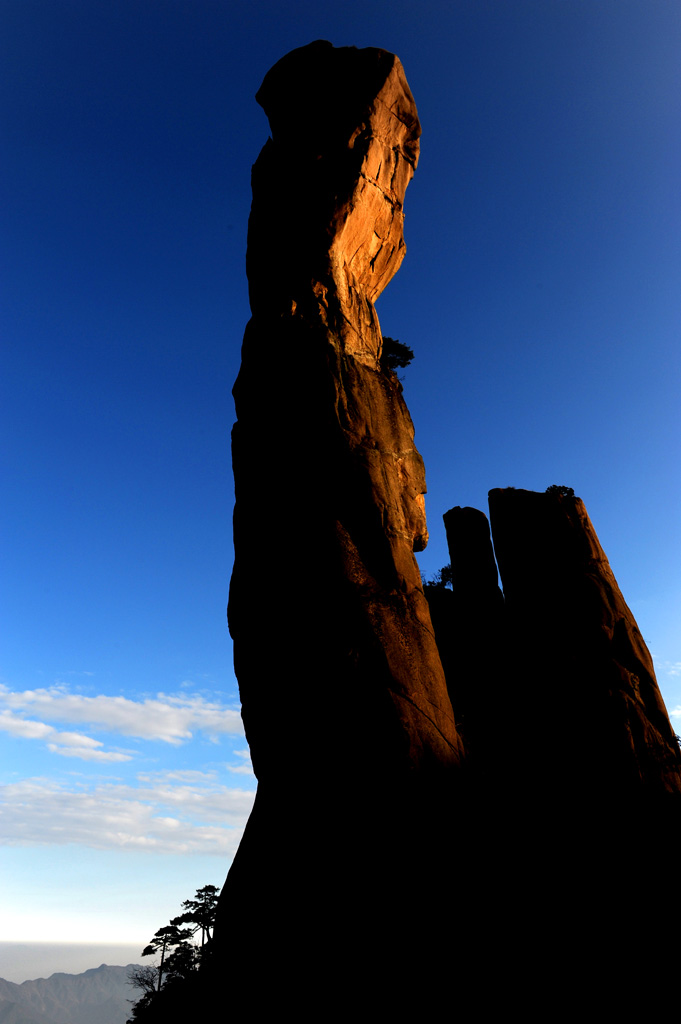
[
  {"x1": 652, "y1": 656, "x2": 681, "y2": 679},
  {"x1": 0, "y1": 774, "x2": 255, "y2": 855},
  {"x1": 0, "y1": 686, "x2": 244, "y2": 760},
  {"x1": 0, "y1": 710, "x2": 132, "y2": 762},
  {"x1": 227, "y1": 749, "x2": 254, "y2": 776},
  {"x1": 45, "y1": 743, "x2": 132, "y2": 763}
]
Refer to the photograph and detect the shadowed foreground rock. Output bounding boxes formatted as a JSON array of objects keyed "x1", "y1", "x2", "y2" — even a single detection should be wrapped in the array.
[
  {"x1": 431, "y1": 491, "x2": 681, "y2": 925},
  {"x1": 433, "y1": 490, "x2": 681, "y2": 817},
  {"x1": 420, "y1": 489, "x2": 681, "y2": 1008},
  {"x1": 487, "y1": 487, "x2": 681, "y2": 811}
]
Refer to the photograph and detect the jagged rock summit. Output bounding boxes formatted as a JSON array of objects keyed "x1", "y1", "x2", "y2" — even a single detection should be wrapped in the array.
[{"x1": 248, "y1": 39, "x2": 421, "y2": 361}]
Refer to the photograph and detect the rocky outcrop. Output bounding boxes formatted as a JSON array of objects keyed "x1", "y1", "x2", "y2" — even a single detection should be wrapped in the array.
[
  {"x1": 431, "y1": 490, "x2": 681, "y2": 857},
  {"x1": 487, "y1": 487, "x2": 681, "y2": 810},
  {"x1": 214, "y1": 42, "x2": 681, "y2": 1012},
  {"x1": 422, "y1": 488, "x2": 681, "y2": 1000},
  {"x1": 220, "y1": 42, "x2": 462, "y2": 996}
]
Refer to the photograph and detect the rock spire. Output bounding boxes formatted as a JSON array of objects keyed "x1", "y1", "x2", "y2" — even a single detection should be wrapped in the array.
[
  {"x1": 219, "y1": 41, "x2": 462, "y2": 999},
  {"x1": 229, "y1": 40, "x2": 461, "y2": 787}
]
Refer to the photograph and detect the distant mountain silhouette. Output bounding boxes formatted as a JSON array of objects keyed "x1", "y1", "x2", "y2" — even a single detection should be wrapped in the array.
[{"x1": 0, "y1": 964, "x2": 136, "y2": 1024}]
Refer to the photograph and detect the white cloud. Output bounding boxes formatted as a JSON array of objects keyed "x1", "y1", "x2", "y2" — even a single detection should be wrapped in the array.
[
  {"x1": 227, "y1": 749, "x2": 254, "y2": 775},
  {"x1": 0, "y1": 712, "x2": 53, "y2": 741},
  {"x1": 669, "y1": 706, "x2": 681, "y2": 719},
  {"x1": 52, "y1": 731, "x2": 102, "y2": 748},
  {"x1": 0, "y1": 686, "x2": 245, "y2": 757},
  {"x1": 0, "y1": 709, "x2": 133, "y2": 762},
  {"x1": 652, "y1": 656, "x2": 681, "y2": 679},
  {"x1": 0, "y1": 775, "x2": 255, "y2": 855},
  {"x1": 137, "y1": 769, "x2": 218, "y2": 783},
  {"x1": 46, "y1": 744, "x2": 132, "y2": 762}
]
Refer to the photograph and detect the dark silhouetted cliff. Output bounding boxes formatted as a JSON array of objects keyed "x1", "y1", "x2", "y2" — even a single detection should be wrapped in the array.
[{"x1": 211, "y1": 41, "x2": 681, "y2": 1016}]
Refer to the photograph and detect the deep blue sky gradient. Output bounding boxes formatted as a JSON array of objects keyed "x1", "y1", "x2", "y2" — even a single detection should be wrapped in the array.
[{"x1": 1, "y1": 0, "x2": 679, "y2": 965}]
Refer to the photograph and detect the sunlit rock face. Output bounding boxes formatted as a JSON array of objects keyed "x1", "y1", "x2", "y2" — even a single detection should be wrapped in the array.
[
  {"x1": 222, "y1": 43, "x2": 462, "y2": 982},
  {"x1": 247, "y1": 39, "x2": 421, "y2": 364}
]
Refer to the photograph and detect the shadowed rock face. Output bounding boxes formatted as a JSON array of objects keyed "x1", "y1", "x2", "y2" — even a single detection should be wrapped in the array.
[
  {"x1": 221, "y1": 42, "x2": 462, "y2": 974},
  {"x1": 432, "y1": 490, "x2": 681, "y2": 822},
  {"x1": 487, "y1": 487, "x2": 681, "y2": 806},
  {"x1": 422, "y1": 490, "x2": 681, "y2": 1001},
  {"x1": 426, "y1": 507, "x2": 504, "y2": 764}
]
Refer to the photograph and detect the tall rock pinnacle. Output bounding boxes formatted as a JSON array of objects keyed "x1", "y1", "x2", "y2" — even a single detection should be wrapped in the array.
[
  {"x1": 221, "y1": 42, "x2": 462, "y2": 988},
  {"x1": 230, "y1": 41, "x2": 461, "y2": 782}
]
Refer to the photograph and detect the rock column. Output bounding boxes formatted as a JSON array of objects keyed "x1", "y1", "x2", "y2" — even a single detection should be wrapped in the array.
[{"x1": 219, "y1": 41, "x2": 463, "y2": 993}]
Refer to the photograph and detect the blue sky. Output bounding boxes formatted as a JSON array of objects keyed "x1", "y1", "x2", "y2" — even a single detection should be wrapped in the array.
[{"x1": 2, "y1": 0, "x2": 680, "y2": 979}]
